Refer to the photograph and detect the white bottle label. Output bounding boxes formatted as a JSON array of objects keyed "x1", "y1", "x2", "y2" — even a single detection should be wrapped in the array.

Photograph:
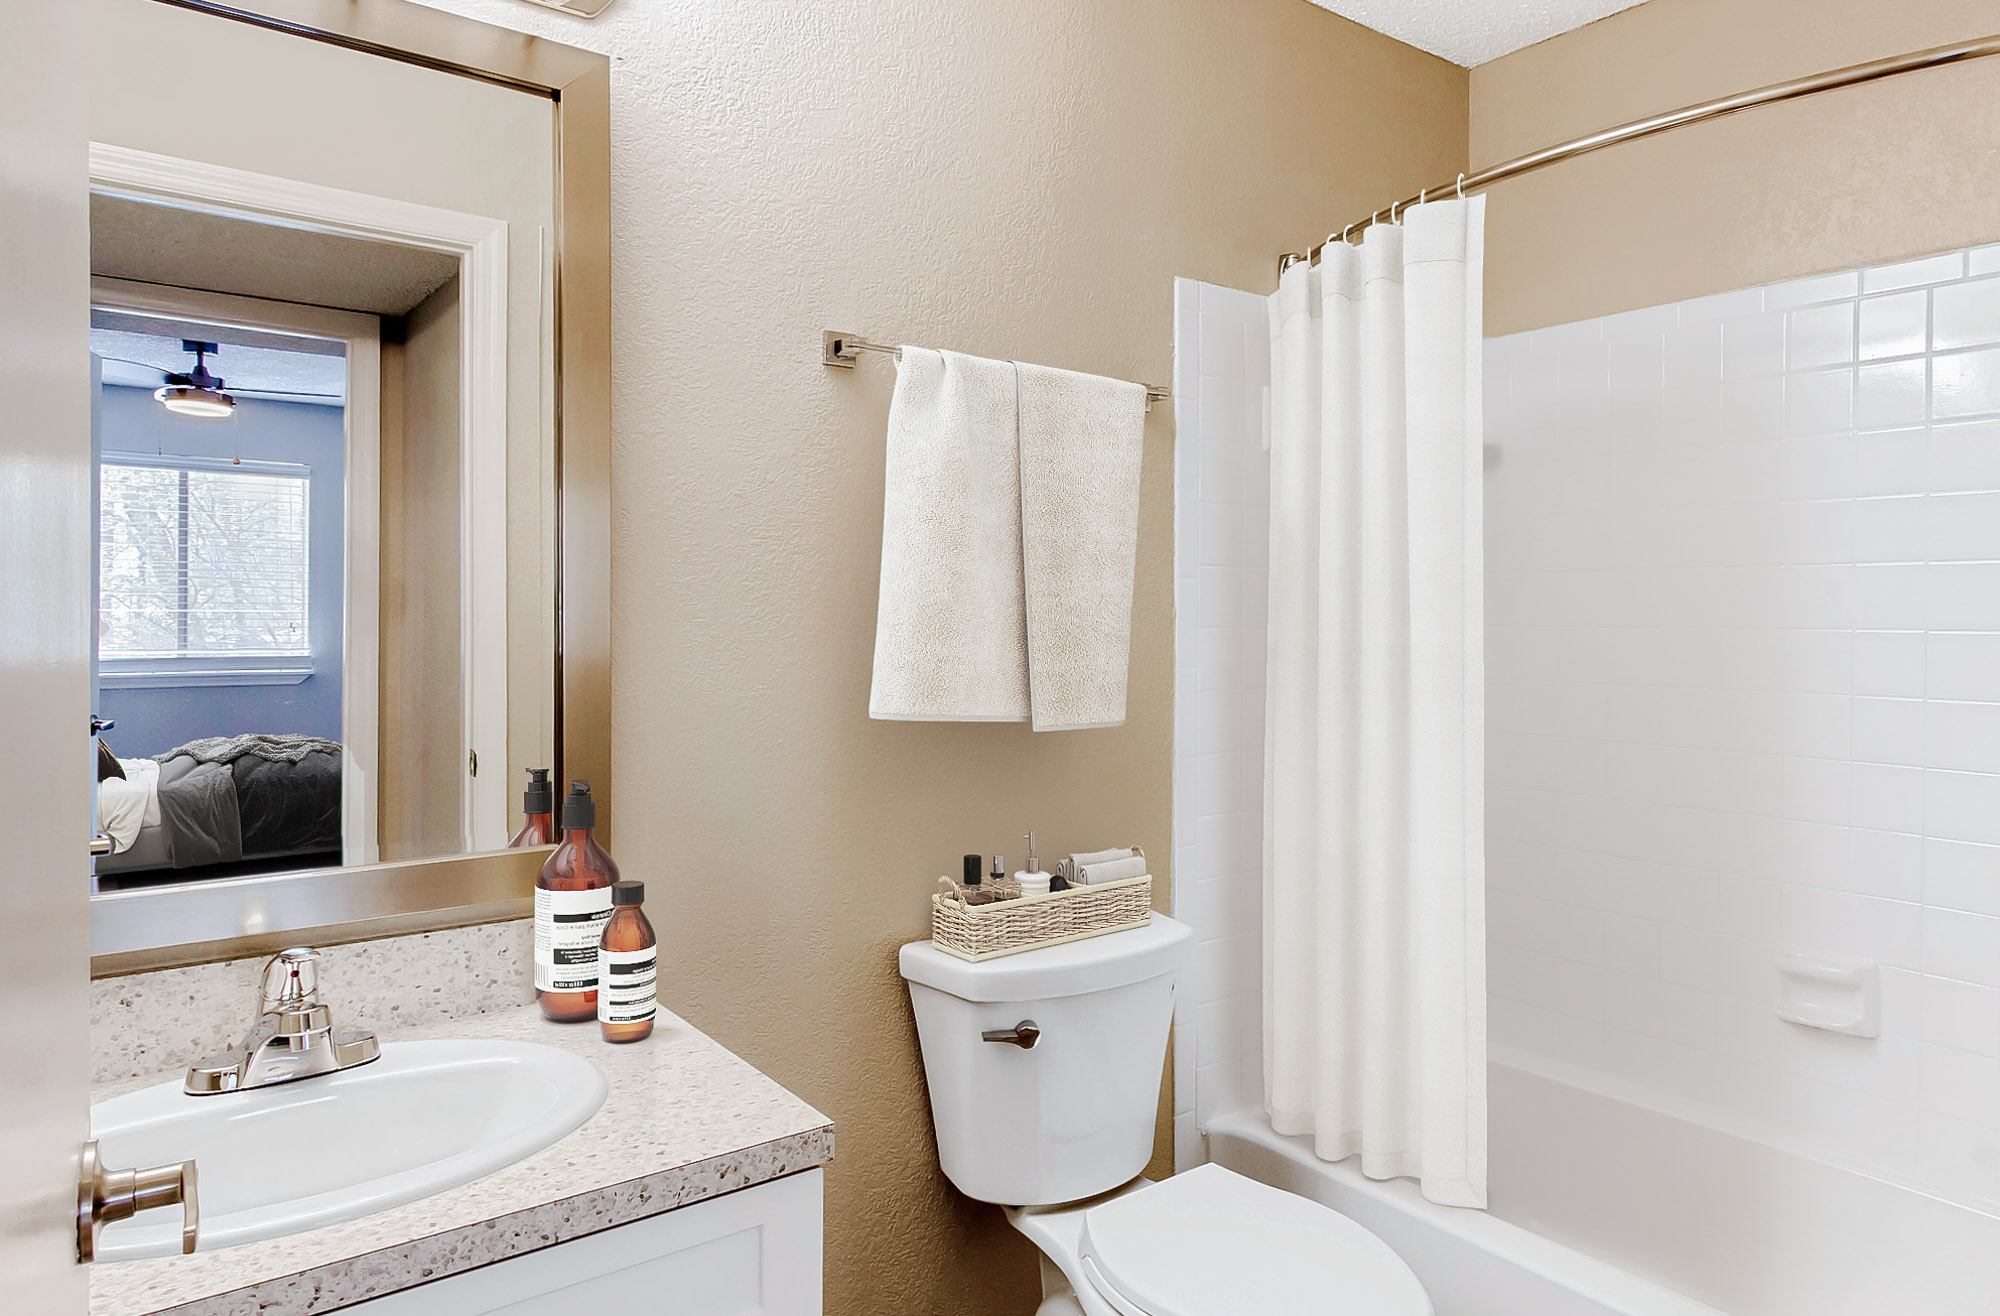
[
  {"x1": 598, "y1": 945, "x2": 658, "y2": 1025},
  {"x1": 534, "y1": 886, "x2": 614, "y2": 993}
]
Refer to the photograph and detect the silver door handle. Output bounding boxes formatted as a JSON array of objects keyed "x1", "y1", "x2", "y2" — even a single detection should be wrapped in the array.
[
  {"x1": 91, "y1": 835, "x2": 113, "y2": 856},
  {"x1": 981, "y1": 1020, "x2": 1041, "y2": 1049},
  {"x1": 77, "y1": 1140, "x2": 198, "y2": 1262}
]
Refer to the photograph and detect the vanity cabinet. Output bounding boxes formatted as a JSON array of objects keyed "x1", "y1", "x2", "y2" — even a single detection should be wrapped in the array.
[{"x1": 344, "y1": 1169, "x2": 822, "y2": 1314}]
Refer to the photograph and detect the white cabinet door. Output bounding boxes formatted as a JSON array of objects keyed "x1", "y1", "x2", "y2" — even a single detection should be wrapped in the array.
[{"x1": 348, "y1": 1169, "x2": 821, "y2": 1315}]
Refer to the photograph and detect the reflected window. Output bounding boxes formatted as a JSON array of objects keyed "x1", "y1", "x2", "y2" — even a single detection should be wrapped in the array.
[{"x1": 100, "y1": 454, "x2": 312, "y2": 675}]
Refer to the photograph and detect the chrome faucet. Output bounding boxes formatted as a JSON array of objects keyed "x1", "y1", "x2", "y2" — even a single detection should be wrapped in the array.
[{"x1": 184, "y1": 948, "x2": 380, "y2": 1095}]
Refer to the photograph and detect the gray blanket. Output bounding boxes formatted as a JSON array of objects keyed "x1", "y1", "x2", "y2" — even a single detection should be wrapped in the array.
[
  {"x1": 155, "y1": 756, "x2": 243, "y2": 868},
  {"x1": 154, "y1": 733, "x2": 342, "y2": 766}
]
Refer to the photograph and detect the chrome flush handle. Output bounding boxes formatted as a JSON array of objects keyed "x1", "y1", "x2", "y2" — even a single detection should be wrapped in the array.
[
  {"x1": 77, "y1": 1139, "x2": 197, "y2": 1262},
  {"x1": 982, "y1": 1020, "x2": 1041, "y2": 1049}
]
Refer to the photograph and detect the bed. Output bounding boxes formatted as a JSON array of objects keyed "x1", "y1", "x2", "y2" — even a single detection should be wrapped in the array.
[{"x1": 96, "y1": 734, "x2": 343, "y2": 877}]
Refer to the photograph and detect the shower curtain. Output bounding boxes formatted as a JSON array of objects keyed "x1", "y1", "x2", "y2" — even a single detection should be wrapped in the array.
[{"x1": 1263, "y1": 198, "x2": 1487, "y2": 1208}]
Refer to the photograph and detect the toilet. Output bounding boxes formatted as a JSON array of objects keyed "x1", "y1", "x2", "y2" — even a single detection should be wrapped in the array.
[{"x1": 900, "y1": 913, "x2": 1432, "y2": 1316}]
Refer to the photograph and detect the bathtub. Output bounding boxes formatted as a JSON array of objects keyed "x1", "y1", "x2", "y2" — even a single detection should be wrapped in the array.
[{"x1": 1206, "y1": 1058, "x2": 2000, "y2": 1316}]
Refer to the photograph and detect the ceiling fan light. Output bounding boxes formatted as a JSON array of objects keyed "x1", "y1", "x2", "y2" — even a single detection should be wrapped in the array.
[{"x1": 155, "y1": 384, "x2": 236, "y2": 419}]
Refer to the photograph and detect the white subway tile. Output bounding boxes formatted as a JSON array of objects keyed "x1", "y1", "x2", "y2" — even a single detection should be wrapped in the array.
[
  {"x1": 1922, "y1": 907, "x2": 2000, "y2": 988},
  {"x1": 1724, "y1": 312, "x2": 1786, "y2": 378},
  {"x1": 1854, "y1": 359, "x2": 1928, "y2": 430},
  {"x1": 1933, "y1": 276, "x2": 2000, "y2": 352},
  {"x1": 1923, "y1": 974, "x2": 2000, "y2": 1057},
  {"x1": 1925, "y1": 700, "x2": 2000, "y2": 776},
  {"x1": 1927, "y1": 490, "x2": 2000, "y2": 562},
  {"x1": 1787, "y1": 302, "x2": 1855, "y2": 370},
  {"x1": 1193, "y1": 872, "x2": 1261, "y2": 939},
  {"x1": 1858, "y1": 290, "x2": 1929, "y2": 361},
  {"x1": 1852, "y1": 630, "x2": 1924, "y2": 698},
  {"x1": 1925, "y1": 769, "x2": 2000, "y2": 847},
  {"x1": 1850, "y1": 495, "x2": 1927, "y2": 564},
  {"x1": 1928, "y1": 632, "x2": 2000, "y2": 703},
  {"x1": 1850, "y1": 764, "x2": 1924, "y2": 835},
  {"x1": 1863, "y1": 252, "x2": 1966, "y2": 293},
  {"x1": 1780, "y1": 885, "x2": 1922, "y2": 968},
  {"x1": 1928, "y1": 420, "x2": 2000, "y2": 493},
  {"x1": 1934, "y1": 347, "x2": 2000, "y2": 420},
  {"x1": 1192, "y1": 931, "x2": 1259, "y2": 1003},
  {"x1": 1925, "y1": 839, "x2": 2000, "y2": 918},
  {"x1": 1971, "y1": 246, "x2": 2000, "y2": 278},
  {"x1": 1928, "y1": 563, "x2": 2000, "y2": 632},
  {"x1": 1852, "y1": 697, "x2": 1924, "y2": 765},
  {"x1": 1855, "y1": 427, "x2": 1929, "y2": 496},
  {"x1": 1792, "y1": 366, "x2": 1848, "y2": 434}
]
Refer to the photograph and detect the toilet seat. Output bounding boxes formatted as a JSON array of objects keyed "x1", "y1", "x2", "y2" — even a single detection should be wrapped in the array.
[{"x1": 1076, "y1": 1164, "x2": 1432, "y2": 1316}]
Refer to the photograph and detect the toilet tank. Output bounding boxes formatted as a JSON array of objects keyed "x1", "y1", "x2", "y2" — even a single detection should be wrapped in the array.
[{"x1": 899, "y1": 914, "x2": 1193, "y2": 1206}]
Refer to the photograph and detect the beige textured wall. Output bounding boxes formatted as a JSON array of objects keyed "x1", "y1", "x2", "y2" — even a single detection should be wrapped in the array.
[
  {"x1": 407, "y1": 1, "x2": 1461, "y2": 1312},
  {"x1": 1472, "y1": 0, "x2": 2000, "y2": 335}
]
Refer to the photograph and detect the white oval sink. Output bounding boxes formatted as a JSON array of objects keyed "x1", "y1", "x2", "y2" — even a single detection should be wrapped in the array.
[{"x1": 91, "y1": 1038, "x2": 606, "y2": 1262}]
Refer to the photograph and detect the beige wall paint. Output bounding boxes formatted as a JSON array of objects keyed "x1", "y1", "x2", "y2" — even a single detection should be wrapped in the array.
[
  {"x1": 379, "y1": 280, "x2": 467, "y2": 860},
  {"x1": 395, "y1": 1, "x2": 1462, "y2": 1312},
  {"x1": 1472, "y1": 0, "x2": 2000, "y2": 335}
]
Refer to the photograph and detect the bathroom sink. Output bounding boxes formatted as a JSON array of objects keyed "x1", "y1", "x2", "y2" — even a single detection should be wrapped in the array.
[{"x1": 90, "y1": 1038, "x2": 607, "y2": 1262}]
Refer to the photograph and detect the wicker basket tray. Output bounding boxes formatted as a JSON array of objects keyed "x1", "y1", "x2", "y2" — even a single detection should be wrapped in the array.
[{"x1": 931, "y1": 863, "x2": 1153, "y2": 963}]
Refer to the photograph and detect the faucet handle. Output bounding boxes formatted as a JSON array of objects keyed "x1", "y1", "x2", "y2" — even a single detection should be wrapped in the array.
[{"x1": 258, "y1": 947, "x2": 321, "y2": 1015}]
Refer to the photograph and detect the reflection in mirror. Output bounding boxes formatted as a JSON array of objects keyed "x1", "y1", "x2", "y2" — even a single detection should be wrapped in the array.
[{"x1": 88, "y1": 0, "x2": 560, "y2": 896}]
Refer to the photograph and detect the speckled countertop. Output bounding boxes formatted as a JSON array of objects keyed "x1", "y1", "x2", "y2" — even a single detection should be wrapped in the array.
[{"x1": 88, "y1": 1004, "x2": 834, "y2": 1316}]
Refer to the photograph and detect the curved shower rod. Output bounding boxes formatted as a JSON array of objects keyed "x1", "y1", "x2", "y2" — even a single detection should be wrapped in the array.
[{"x1": 1282, "y1": 31, "x2": 2000, "y2": 274}]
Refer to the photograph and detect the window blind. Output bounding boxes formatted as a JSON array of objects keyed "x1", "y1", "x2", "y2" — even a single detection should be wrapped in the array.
[{"x1": 99, "y1": 455, "x2": 311, "y2": 661}]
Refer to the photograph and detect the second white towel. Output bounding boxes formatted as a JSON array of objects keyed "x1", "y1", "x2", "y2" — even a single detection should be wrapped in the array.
[{"x1": 869, "y1": 348, "x2": 1147, "y2": 730}]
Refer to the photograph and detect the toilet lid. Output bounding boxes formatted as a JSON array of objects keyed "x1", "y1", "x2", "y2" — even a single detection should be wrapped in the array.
[{"x1": 1077, "y1": 1164, "x2": 1431, "y2": 1316}]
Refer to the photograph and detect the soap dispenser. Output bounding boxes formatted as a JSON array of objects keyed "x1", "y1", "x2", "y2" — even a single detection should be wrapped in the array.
[
  {"x1": 1015, "y1": 832, "x2": 1051, "y2": 898},
  {"x1": 535, "y1": 781, "x2": 620, "y2": 1022},
  {"x1": 509, "y1": 767, "x2": 556, "y2": 847}
]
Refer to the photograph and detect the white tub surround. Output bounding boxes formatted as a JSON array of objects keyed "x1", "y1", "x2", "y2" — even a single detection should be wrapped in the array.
[
  {"x1": 88, "y1": 1004, "x2": 834, "y2": 1316},
  {"x1": 1264, "y1": 199, "x2": 1490, "y2": 1207},
  {"x1": 1209, "y1": 1056, "x2": 2000, "y2": 1316}
]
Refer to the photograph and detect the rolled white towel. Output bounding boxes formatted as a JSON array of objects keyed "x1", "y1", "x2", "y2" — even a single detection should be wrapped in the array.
[
  {"x1": 1075, "y1": 855, "x2": 1147, "y2": 885},
  {"x1": 1069, "y1": 846, "x2": 1136, "y2": 868}
]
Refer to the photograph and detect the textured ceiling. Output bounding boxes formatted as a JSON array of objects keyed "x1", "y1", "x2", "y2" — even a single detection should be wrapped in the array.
[
  {"x1": 91, "y1": 193, "x2": 460, "y2": 318},
  {"x1": 1303, "y1": 0, "x2": 1649, "y2": 66},
  {"x1": 90, "y1": 324, "x2": 347, "y2": 407}
]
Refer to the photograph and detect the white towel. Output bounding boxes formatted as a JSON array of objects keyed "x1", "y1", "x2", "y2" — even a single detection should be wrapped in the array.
[
  {"x1": 869, "y1": 349, "x2": 1030, "y2": 722},
  {"x1": 1016, "y1": 361, "x2": 1148, "y2": 731},
  {"x1": 1069, "y1": 846, "x2": 1136, "y2": 867},
  {"x1": 1074, "y1": 855, "x2": 1148, "y2": 885},
  {"x1": 869, "y1": 348, "x2": 1148, "y2": 731}
]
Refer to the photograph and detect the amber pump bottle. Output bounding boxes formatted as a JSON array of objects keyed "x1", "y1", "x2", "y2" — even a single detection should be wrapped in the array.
[
  {"x1": 535, "y1": 781, "x2": 619, "y2": 1022},
  {"x1": 509, "y1": 768, "x2": 556, "y2": 847},
  {"x1": 598, "y1": 881, "x2": 657, "y2": 1043}
]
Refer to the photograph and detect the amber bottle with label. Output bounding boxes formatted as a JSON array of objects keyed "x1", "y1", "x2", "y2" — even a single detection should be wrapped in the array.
[
  {"x1": 509, "y1": 768, "x2": 556, "y2": 847},
  {"x1": 598, "y1": 881, "x2": 657, "y2": 1043},
  {"x1": 535, "y1": 781, "x2": 619, "y2": 1022}
]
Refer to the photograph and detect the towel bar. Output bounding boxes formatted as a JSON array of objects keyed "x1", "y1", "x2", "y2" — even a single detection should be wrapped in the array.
[{"x1": 822, "y1": 330, "x2": 1170, "y2": 412}]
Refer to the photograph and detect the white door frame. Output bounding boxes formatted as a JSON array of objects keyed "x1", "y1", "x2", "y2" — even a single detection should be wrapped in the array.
[
  {"x1": 92, "y1": 275, "x2": 384, "y2": 866},
  {"x1": 90, "y1": 143, "x2": 511, "y2": 853}
]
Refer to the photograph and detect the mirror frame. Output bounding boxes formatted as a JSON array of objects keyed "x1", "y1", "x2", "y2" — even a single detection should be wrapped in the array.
[{"x1": 91, "y1": 0, "x2": 611, "y2": 977}]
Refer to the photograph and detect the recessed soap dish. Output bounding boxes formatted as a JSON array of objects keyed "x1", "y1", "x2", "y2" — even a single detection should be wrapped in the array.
[{"x1": 1775, "y1": 951, "x2": 1879, "y2": 1037}]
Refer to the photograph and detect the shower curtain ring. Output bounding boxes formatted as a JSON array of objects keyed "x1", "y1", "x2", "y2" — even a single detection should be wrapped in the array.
[
  {"x1": 1417, "y1": 187, "x2": 1426, "y2": 208},
  {"x1": 1456, "y1": 172, "x2": 1466, "y2": 199},
  {"x1": 1341, "y1": 222, "x2": 1355, "y2": 244}
]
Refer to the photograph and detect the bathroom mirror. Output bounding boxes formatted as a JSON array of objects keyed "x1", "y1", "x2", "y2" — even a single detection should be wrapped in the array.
[{"x1": 86, "y1": 0, "x2": 610, "y2": 973}]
